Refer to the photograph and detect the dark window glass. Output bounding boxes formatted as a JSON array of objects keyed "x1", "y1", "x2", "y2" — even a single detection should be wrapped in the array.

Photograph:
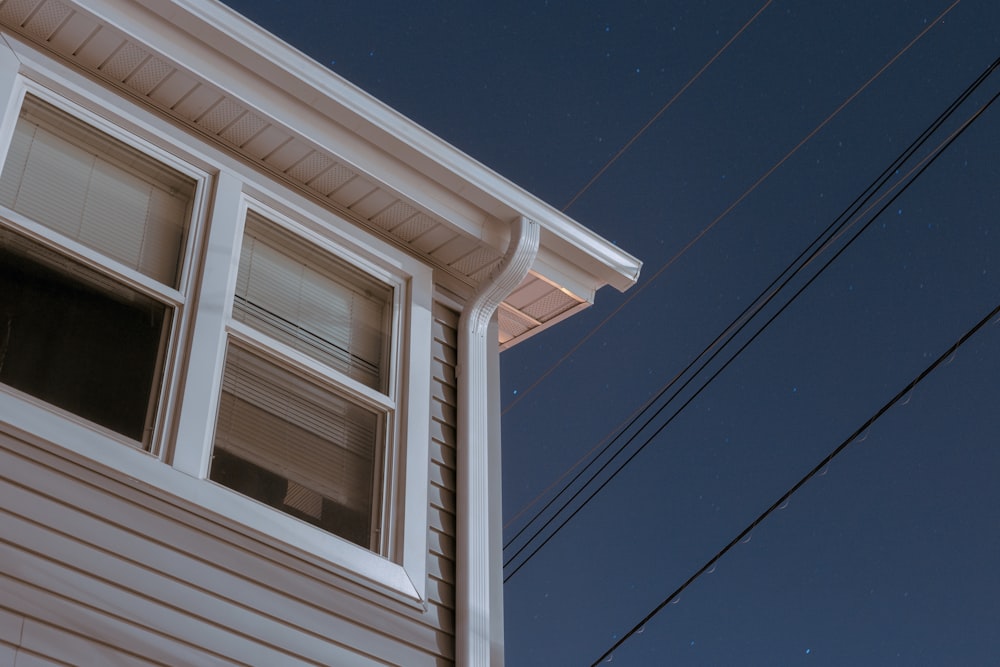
[
  {"x1": 0, "y1": 233, "x2": 170, "y2": 442},
  {"x1": 210, "y1": 448, "x2": 371, "y2": 548}
]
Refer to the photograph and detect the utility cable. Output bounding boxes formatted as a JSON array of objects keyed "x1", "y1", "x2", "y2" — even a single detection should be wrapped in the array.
[
  {"x1": 591, "y1": 297, "x2": 1000, "y2": 665},
  {"x1": 503, "y1": 60, "x2": 981, "y2": 543},
  {"x1": 506, "y1": 89, "x2": 998, "y2": 580},
  {"x1": 504, "y1": 81, "x2": 1000, "y2": 581},
  {"x1": 561, "y1": 0, "x2": 775, "y2": 212},
  {"x1": 501, "y1": 0, "x2": 962, "y2": 418},
  {"x1": 503, "y1": 54, "x2": 1000, "y2": 555}
]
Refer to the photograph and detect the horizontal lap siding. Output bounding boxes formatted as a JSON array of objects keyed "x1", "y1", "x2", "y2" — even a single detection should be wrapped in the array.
[
  {"x1": 0, "y1": 435, "x2": 458, "y2": 666},
  {"x1": 0, "y1": 604, "x2": 178, "y2": 667},
  {"x1": 0, "y1": 606, "x2": 22, "y2": 666},
  {"x1": 0, "y1": 301, "x2": 464, "y2": 667},
  {"x1": 427, "y1": 302, "x2": 460, "y2": 650}
]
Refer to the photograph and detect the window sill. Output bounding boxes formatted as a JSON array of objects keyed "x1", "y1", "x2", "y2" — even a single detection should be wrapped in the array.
[{"x1": 0, "y1": 388, "x2": 425, "y2": 607}]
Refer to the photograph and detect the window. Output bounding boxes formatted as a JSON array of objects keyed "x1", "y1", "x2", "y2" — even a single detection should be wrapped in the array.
[
  {"x1": 209, "y1": 213, "x2": 395, "y2": 551},
  {"x1": 0, "y1": 94, "x2": 195, "y2": 446},
  {"x1": 0, "y1": 82, "x2": 432, "y2": 594}
]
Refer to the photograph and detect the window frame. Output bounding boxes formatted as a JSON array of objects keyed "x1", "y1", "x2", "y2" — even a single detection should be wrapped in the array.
[
  {"x1": 0, "y1": 81, "x2": 208, "y2": 455},
  {"x1": 170, "y1": 189, "x2": 433, "y2": 603},
  {"x1": 213, "y1": 202, "x2": 407, "y2": 556},
  {"x1": 0, "y1": 55, "x2": 434, "y2": 605}
]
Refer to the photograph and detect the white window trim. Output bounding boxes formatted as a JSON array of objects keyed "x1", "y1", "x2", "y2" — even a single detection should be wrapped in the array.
[
  {"x1": 5, "y1": 83, "x2": 209, "y2": 295},
  {"x1": 0, "y1": 44, "x2": 434, "y2": 605},
  {"x1": 0, "y1": 78, "x2": 210, "y2": 456},
  {"x1": 173, "y1": 193, "x2": 433, "y2": 601}
]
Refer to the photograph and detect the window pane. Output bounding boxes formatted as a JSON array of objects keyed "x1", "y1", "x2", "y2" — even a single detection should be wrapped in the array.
[
  {"x1": 210, "y1": 345, "x2": 382, "y2": 548},
  {"x1": 233, "y1": 214, "x2": 391, "y2": 392},
  {"x1": 0, "y1": 95, "x2": 195, "y2": 286},
  {"x1": 0, "y1": 231, "x2": 170, "y2": 442}
]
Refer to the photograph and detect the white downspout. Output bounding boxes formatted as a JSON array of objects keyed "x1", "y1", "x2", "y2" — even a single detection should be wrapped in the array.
[{"x1": 456, "y1": 216, "x2": 539, "y2": 666}]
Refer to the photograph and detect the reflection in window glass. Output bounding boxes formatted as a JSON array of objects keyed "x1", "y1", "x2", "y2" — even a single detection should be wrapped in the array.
[
  {"x1": 0, "y1": 232, "x2": 170, "y2": 442},
  {"x1": 210, "y1": 344, "x2": 382, "y2": 548}
]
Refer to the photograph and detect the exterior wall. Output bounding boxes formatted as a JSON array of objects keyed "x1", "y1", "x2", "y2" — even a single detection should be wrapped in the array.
[
  {"x1": 0, "y1": 2, "x2": 634, "y2": 664},
  {"x1": 0, "y1": 298, "x2": 461, "y2": 666},
  {"x1": 427, "y1": 302, "x2": 461, "y2": 650},
  {"x1": 0, "y1": 22, "x2": 465, "y2": 665}
]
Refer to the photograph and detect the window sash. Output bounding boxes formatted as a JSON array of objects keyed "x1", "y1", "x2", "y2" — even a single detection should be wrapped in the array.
[
  {"x1": 212, "y1": 344, "x2": 382, "y2": 547},
  {"x1": 233, "y1": 216, "x2": 391, "y2": 392},
  {"x1": 0, "y1": 229, "x2": 171, "y2": 444},
  {"x1": 0, "y1": 95, "x2": 195, "y2": 287}
]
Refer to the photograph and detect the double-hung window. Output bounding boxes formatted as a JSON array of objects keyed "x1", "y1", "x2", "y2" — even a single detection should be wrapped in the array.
[
  {"x1": 0, "y1": 93, "x2": 195, "y2": 447},
  {"x1": 0, "y1": 83, "x2": 431, "y2": 592},
  {"x1": 209, "y1": 212, "x2": 396, "y2": 551}
]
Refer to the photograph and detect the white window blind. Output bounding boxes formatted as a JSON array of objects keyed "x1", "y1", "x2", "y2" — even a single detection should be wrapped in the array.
[
  {"x1": 213, "y1": 344, "x2": 380, "y2": 539},
  {"x1": 234, "y1": 215, "x2": 391, "y2": 392},
  {"x1": 0, "y1": 95, "x2": 195, "y2": 286}
]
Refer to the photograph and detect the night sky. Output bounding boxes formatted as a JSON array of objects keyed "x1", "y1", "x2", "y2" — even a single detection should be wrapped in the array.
[{"x1": 222, "y1": 2, "x2": 1000, "y2": 664}]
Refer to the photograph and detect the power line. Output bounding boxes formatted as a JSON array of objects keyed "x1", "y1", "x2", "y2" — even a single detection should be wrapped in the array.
[
  {"x1": 505, "y1": 89, "x2": 998, "y2": 580},
  {"x1": 590, "y1": 297, "x2": 1000, "y2": 665},
  {"x1": 503, "y1": 72, "x2": 1000, "y2": 580},
  {"x1": 499, "y1": 1, "x2": 773, "y2": 535},
  {"x1": 560, "y1": 0, "x2": 775, "y2": 213},
  {"x1": 502, "y1": 50, "x2": 1000, "y2": 550},
  {"x1": 501, "y1": 0, "x2": 961, "y2": 419}
]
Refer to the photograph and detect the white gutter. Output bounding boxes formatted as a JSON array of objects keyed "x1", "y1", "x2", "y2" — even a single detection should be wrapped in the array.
[
  {"x1": 119, "y1": 0, "x2": 640, "y2": 294},
  {"x1": 456, "y1": 216, "x2": 539, "y2": 665}
]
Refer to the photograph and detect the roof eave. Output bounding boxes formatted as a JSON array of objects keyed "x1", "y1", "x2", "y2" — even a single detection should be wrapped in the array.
[{"x1": 126, "y1": 0, "x2": 641, "y2": 294}]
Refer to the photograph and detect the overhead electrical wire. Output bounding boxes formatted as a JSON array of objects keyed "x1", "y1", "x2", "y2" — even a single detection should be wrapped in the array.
[
  {"x1": 500, "y1": 0, "x2": 774, "y2": 535},
  {"x1": 505, "y1": 85, "x2": 1000, "y2": 581},
  {"x1": 503, "y1": 60, "x2": 1000, "y2": 580},
  {"x1": 500, "y1": 0, "x2": 774, "y2": 532},
  {"x1": 503, "y1": 49, "x2": 1000, "y2": 548},
  {"x1": 504, "y1": 102, "x2": 939, "y2": 545},
  {"x1": 560, "y1": 0, "x2": 775, "y2": 213},
  {"x1": 502, "y1": 0, "x2": 963, "y2": 539},
  {"x1": 590, "y1": 295, "x2": 1000, "y2": 665},
  {"x1": 501, "y1": 0, "x2": 962, "y2": 419}
]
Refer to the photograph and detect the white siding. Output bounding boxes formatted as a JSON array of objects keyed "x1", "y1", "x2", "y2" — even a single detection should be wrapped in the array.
[
  {"x1": 0, "y1": 299, "x2": 462, "y2": 667},
  {"x1": 427, "y1": 302, "x2": 460, "y2": 646}
]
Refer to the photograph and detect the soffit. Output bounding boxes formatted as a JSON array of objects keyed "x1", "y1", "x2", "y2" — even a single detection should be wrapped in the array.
[{"x1": 0, "y1": 0, "x2": 637, "y2": 347}]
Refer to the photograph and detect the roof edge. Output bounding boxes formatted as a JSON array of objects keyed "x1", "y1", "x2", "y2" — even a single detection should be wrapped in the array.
[{"x1": 129, "y1": 0, "x2": 641, "y2": 293}]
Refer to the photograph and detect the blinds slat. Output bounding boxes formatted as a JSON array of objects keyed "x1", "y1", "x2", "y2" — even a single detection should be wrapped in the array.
[
  {"x1": 79, "y1": 160, "x2": 148, "y2": 268},
  {"x1": 0, "y1": 121, "x2": 31, "y2": 207},
  {"x1": 14, "y1": 125, "x2": 91, "y2": 239},
  {"x1": 214, "y1": 345, "x2": 379, "y2": 514},
  {"x1": 0, "y1": 95, "x2": 194, "y2": 286},
  {"x1": 233, "y1": 221, "x2": 390, "y2": 391},
  {"x1": 140, "y1": 188, "x2": 187, "y2": 283}
]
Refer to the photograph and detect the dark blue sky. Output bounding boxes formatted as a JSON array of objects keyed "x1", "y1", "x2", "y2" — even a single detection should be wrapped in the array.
[{"x1": 223, "y1": 2, "x2": 1000, "y2": 664}]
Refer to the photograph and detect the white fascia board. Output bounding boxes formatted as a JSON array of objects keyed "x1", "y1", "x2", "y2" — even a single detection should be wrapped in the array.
[
  {"x1": 76, "y1": 0, "x2": 501, "y2": 249},
  {"x1": 531, "y1": 249, "x2": 597, "y2": 306},
  {"x1": 538, "y1": 226, "x2": 640, "y2": 293},
  {"x1": 113, "y1": 0, "x2": 640, "y2": 293}
]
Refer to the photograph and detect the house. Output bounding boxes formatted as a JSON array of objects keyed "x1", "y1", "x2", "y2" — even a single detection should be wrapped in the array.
[{"x1": 0, "y1": 1, "x2": 640, "y2": 665}]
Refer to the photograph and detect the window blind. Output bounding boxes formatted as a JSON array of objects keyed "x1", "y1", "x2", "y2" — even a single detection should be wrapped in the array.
[
  {"x1": 234, "y1": 217, "x2": 391, "y2": 392},
  {"x1": 213, "y1": 344, "x2": 380, "y2": 530},
  {"x1": 0, "y1": 95, "x2": 195, "y2": 286}
]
